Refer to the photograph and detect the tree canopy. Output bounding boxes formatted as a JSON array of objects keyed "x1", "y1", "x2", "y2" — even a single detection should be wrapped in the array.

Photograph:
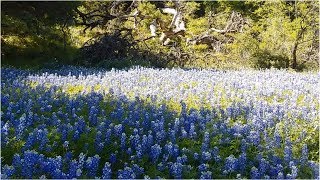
[{"x1": 1, "y1": 1, "x2": 319, "y2": 70}]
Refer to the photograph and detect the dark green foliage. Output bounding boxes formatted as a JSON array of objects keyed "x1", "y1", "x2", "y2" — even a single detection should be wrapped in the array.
[
  {"x1": 252, "y1": 50, "x2": 290, "y2": 69},
  {"x1": 79, "y1": 33, "x2": 135, "y2": 66},
  {"x1": 77, "y1": 32, "x2": 173, "y2": 69},
  {"x1": 1, "y1": 1, "x2": 81, "y2": 68}
]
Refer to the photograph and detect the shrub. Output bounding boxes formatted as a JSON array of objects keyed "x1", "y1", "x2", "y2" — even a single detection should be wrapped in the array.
[{"x1": 251, "y1": 50, "x2": 290, "y2": 69}]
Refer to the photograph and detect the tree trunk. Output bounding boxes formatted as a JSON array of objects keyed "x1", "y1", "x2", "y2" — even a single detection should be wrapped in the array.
[
  {"x1": 292, "y1": 42, "x2": 298, "y2": 69},
  {"x1": 291, "y1": 26, "x2": 306, "y2": 69}
]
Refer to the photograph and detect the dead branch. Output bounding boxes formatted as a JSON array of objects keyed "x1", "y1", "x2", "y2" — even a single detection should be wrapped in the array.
[{"x1": 187, "y1": 11, "x2": 247, "y2": 51}]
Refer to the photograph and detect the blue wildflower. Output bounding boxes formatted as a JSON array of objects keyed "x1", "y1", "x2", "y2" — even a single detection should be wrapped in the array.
[
  {"x1": 102, "y1": 162, "x2": 112, "y2": 179},
  {"x1": 85, "y1": 155, "x2": 100, "y2": 178},
  {"x1": 118, "y1": 167, "x2": 136, "y2": 179},
  {"x1": 2, "y1": 165, "x2": 15, "y2": 179},
  {"x1": 224, "y1": 155, "x2": 237, "y2": 173},
  {"x1": 250, "y1": 166, "x2": 260, "y2": 179},
  {"x1": 121, "y1": 133, "x2": 127, "y2": 150},
  {"x1": 170, "y1": 162, "x2": 183, "y2": 179},
  {"x1": 150, "y1": 144, "x2": 162, "y2": 163},
  {"x1": 202, "y1": 151, "x2": 212, "y2": 162},
  {"x1": 110, "y1": 153, "x2": 117, "y2": 164},
  {"x1": 300, "y1": 144, "x2": 308, "y2": 165},
  {"x1": 200, "y1": 171, "x2": 212, "y2": 179}
]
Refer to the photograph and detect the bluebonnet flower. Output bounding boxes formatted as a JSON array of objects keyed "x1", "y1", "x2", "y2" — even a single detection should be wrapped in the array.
[
  {"x1": 21, "y1": 150, "x2": 43, "y2": 178},
  {"x1": 269, "y1": 165, "x2": 278, "y2": 178},
  {"x1": 89, "y1": 106, "x2": 98, "y2": 126},
  {"x1": 142, "y1": 135, "x2": 148, "y2": 152},
  {"x1": 73, "y1": 130, "x2": 80, "y2": 141},
  {"x1": 133, "y1": 128, "x2": 139, "y2": 135},
  {"x1": 23, "y1": 132, "x2": 36, "y2": 150},
  {"x1": 172, "y1": 144, "x2": 180, "y2": 158},
  {"x1": 170, "y1": 162, "x2": 183, "y2": 179},
  {"x1": 309, "y1": 161, "x2": 319, "y2": 179},
  {"x1": 176, "y1": 155, "x2": 188, "y2": 165},
  {"x1": 15, "y1": 114, "x2": 27, "y2": 140},
  {"x1": 150, "y1": 144, "x2": 162, "y2": 163},
  {"x1": 132, "y1": 164, "x2": 144, "y2": 177},
  {"x1": 300, "y1": 144, "x2": 308, "y2": 165},
  {"x1": 68, "y1": 160, "x2": 78, "y2": 178},
  {"x1": 198, "y1": 163, "x2": 209, "y2": 172},
  {"x1": 61, "y1": 128, "x2": 68, "y2": 142},
  {"x1": 251, "y1": 166, "x2": 260, "y2": 179},
  {"x1": 248, "y1": 130, "x2": 260, "y2": 146},
  {"x1": 64, "y1": 151, "x2": 73, "y2": 163},
  {"x1": 169, "y1": 129, "x2": 176, "y2": 143},
  {"x1": 165, "y1": 142, "x2": 174, "y2": 157},
  {"x1": 118, "y1": 167, "x2": 136, "y2": 179},
  {"x1": 259, "y1": 158, "x2": 269, "y2": 177},
  {"x1": 181, "y1": 127, "x2": 188, "y2": 138},
  {"x1": 200, "y1": 171, "x2": 212, "y2": 179},
  {"x1": 110, "y1": 153, "x2": 117, "y2": 164},
  {"x1": 290, "y1": 164, "x2": 298, "y2": 179},
  {"x1": 202, "y1": 151, "x2": 212, "y2": 162},
  {"x1": 52, "y1": 168, "x2": 65, "y2": 179},
  {"x1": 157, "y1": 162, "x2": 165, "y2": 171},
  {"x1": 63, "y1": 141, "x2": 69, "y2": 149},
  {"x1": 121, "y1": 133, "x2": 127, "y2": 150},
  {"x1": 1, "y1": 165, "x2": 15, "y2": 179},
  {"x1": 102, "y1": 162, "x2": 112, "y2": 179},
  {"x1": 133, "y1": 134, "x2": 141, "y2": 150},
  {"x1": 127, "y1": 147, "x2": 133, "y2": 155},
  {"x1": 96, "y1": 142, "x2": 105, "y2": 153},
  {"x1": 237, "y1": 152, "x2": 246, "y2": 173},
  {"x1": 12, "y1": 154, "x2": 21, "y2": 170},
  {"x1": 181, "y1": 147, "x2": 189, "y2": 154},
  {"x1": 201, "y1": 132, "x2": 210, "y2": 152},
  {"x1": 136, "y1": 144, "x2": 143, "y2": 160},
  {"x1": 240, "y1": 139, "x2": 247, "y2": 153},
  {"x1": 44, "y1": 156, "x2": 63, "y2": 179},
  {"x1": 173, "y1": 118, "x2": 180, "y2": 132},
  {"x1": 194, "y1": 152, "x2": 199, "y2": 161},
  {"x1": 114, "y1": 124, "x2": 123, "y2": 137},
  {"x1": 77, "y1": 117, "x2": 86, "y2": 133},
  {"x1": 181, "y1": 154, "x2": 188, "y2": 164},
  {"x1": 1, "y1": 122, "x2": 9, "y2": 146},
  {"x1": 147, "y1": 133, "x2": 154, "y2": 147},
  {"x1": 157, "y1": 130, "x2": 166, "y2": 143},
  {"x1": 276, "y1": 164, "x2": 284, "y2": 174},
  {"x1": 85, "y1": 155, "x2": 100, "y2": 178},
  {"x1": 78, "y1": 153, "x2": 86, "y2": 170},
  {"x1": 224, "y1": 155, "x2": 237, "y2": 173},
  {"x1": 105, "y1": 128, "x2": 112, "y2": 144},
  {"x1": 284, "y1": 144, "x2": 292, "y2": 163},
  {"x1": 211, "y1": 146, "x2": 221, "y2": 161},
  {"x1": 277, "y1": 172, "x2": 284, "y2": 179},
  {"x1": 189, "y1": 123, "x2": 197, "y2": 139},
  {"x1": 273, "y1": 128, "x2": 282, "y2": 148}
]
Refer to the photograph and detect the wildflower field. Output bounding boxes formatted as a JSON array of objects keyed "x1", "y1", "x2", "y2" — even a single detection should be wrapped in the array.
[{"x1": 1, "y1": 67, "x2": 319, "y2": 179}]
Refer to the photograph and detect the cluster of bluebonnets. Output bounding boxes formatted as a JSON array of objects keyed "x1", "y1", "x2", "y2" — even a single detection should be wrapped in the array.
[{"x1": 1, "y1": 66, "x2": 319, "y2": 179}]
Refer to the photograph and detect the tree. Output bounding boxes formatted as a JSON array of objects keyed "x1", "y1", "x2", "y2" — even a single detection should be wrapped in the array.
[{"x1": 242, "y1": 0, "x2": 319, "y2": 70}]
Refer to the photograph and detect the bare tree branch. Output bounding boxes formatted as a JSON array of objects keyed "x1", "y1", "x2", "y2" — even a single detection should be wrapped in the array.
[{"x1": 187, "y1": 11, "x2": 247, "y2": 51}]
